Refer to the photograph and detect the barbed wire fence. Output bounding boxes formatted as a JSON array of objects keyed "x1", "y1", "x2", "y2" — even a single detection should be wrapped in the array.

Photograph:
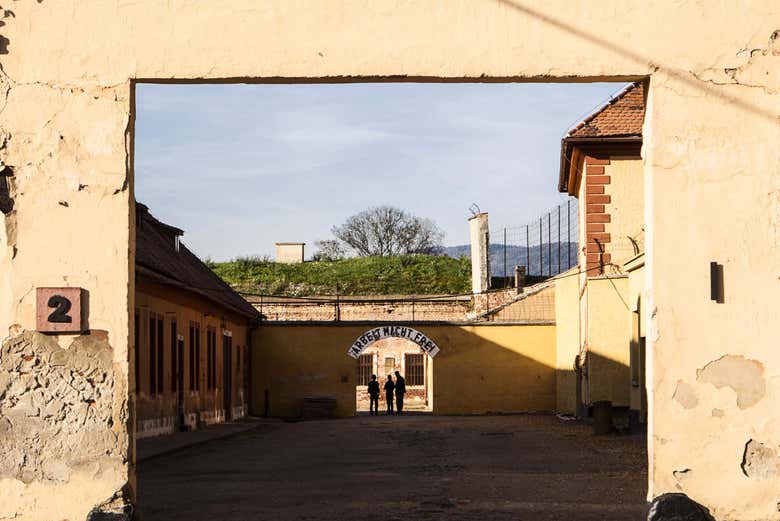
[{"x1": 489, "y1": 199, "x2": 579, "y2": 284}]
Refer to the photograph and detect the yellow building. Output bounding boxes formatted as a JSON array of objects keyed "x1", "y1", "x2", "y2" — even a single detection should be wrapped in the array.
[
  {"x1": 556, "y1": 82, "x2": 647, "y2": 428},
  {"x1": 134, "y1": 203, "x2": 260, "y2": 438},
  {"x1": 252, "y1": 323, "x2": 557, "y2": 418}
]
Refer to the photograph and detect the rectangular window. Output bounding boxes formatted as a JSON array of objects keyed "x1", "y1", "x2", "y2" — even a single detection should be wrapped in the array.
[
  {"x1": 222, "y1": 333, "x2": 232, "y2": 392},
  {"x1": 205, "y1": 327, "x2": 217, "y2": 391},
  {"x1": 243, "y1": 346, "x2": 249, "y2": 390},
  {"x1": 149, "y1": 314, "x2": 157, "y2": 395},
  {"x1": 384, "y1": 357, "x2": 395, "y2": 377},
  {"x1": 212, "y1": 329, "x2": 218, "y2": 390},
  {"x1": 357, "y1": 354, "x2": 372, "y2": 386},
  {"x1": 405, "y1": 354, "x2": 424, "y2": 386},
  {"x1": 205, "y1": 327, "x2": 211, "y2": 391},
  {"x1": 189, "y1": 322, "x2": 200, "y2": 391},
  {"x1": 134, "y1": 309, "x2": 140, "y2": 395},
  {"x1": 195, "y1": 325, "x2": 201, "y2": 391},
  {"x1": 157, "y1": 316, "x2": 164, "y2": 394},
  {"x1": 170, "y1": 320, "x2": 177, "y2": 393}
]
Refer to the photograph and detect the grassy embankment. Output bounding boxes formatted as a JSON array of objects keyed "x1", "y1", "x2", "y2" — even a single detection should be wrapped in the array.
[{"x1": 207, "y1": 255, "x2": 471, "y2": 297}]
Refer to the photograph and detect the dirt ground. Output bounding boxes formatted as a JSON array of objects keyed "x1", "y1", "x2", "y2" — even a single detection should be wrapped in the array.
[{"x1": 137, "y1": 414, "x2": 647, "y2": 521}]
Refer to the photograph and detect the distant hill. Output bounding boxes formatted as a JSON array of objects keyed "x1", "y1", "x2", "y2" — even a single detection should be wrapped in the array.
[{"x1": 444, "y1": 242, "x2": 578, "y2": 277}]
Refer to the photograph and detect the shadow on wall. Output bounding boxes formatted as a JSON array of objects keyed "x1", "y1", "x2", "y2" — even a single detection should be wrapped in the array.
[
  {"x1": 556, "y1": 351, "x2": 634, "y2": 417},
  {"x1": 251, "y1": 323, "x2": 559, "y2": 418}
]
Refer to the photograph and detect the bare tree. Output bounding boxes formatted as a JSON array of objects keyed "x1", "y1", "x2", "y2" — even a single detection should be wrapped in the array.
[
  {"x1": 331, "y1": 206, "x2": 444, "y2": 257},
  {"x1": 312, "y1": 239, "x2": 346, "y2": 262}
]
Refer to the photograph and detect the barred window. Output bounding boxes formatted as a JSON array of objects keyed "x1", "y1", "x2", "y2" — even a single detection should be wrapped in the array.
[
  {"x1": 405, "y1": 354, "x2": 424, "y2": 386},
  {"x1": 384, "y1": 357, "x2": 395, "y2": 377},
  {"x1": 357, "y1": 354, "x2": 372, "y2": 386},
  {"x1": 189, "y1": 322, "x2": 200, "y2": 391}
]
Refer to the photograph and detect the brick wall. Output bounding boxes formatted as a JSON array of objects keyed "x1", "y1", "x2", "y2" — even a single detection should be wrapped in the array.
[
  {"x1": 584, "y1": 156, "x2": 612, "y2": 275},
  {"x1": 473, "y1": 287, "x2": 518, "y2": 315},
  {"x1": 250, "y1": 298, "x2": 472, "y2": 322}
]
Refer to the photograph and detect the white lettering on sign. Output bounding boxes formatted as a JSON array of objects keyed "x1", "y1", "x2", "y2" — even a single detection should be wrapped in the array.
[{"x1": 347, "y1": 326, "x2": 440, "y2": 359}]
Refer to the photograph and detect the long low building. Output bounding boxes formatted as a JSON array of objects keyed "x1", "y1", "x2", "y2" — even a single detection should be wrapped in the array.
[{"x1": 134, "y1": 203, "x2": 261, "y2": 438}]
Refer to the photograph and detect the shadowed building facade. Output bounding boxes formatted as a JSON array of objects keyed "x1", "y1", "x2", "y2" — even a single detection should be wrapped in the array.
[{"x1": 134, "y1": 203, "x2": 260, "y2": 438}]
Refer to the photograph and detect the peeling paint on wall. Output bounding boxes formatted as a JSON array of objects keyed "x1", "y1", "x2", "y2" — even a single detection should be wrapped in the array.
[
  {"x1": 673, "y1": 468, "x2": 692, "y2": 487},
  {"x1": 673, "y1": 380, "x2": 698, "y2": 409},
  {"x1": 696, "y1": 355, "x2": 765, "y2": 409},
  {"x1": 0, "y1": 331, "x2": 130, "y2": 516},
  {"x1": 741, "y1": 439, "x2": 780, "y2": 480}
]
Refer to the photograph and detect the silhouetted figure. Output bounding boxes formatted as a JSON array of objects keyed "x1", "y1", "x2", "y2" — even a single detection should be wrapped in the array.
[
  {"x1": 384, "y1": 375, "x2": 395, "y2": 415},
  {"x1": 394, "y1": 371, "x2": 406, "y2": 415},
  {"x1": 367, "y1": 374, "x2": 380, "y2": 415}
]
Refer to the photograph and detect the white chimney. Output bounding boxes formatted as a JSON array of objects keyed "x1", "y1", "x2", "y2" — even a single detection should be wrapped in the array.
[{"x1": 469, "y1": 213, "x2": 490, "y2": 294}]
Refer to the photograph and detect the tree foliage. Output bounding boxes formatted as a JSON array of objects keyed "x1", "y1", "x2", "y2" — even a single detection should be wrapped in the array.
[
  {"x1": 311, "y1": 239, "x2": 346, "y2": 262},
  {"x1": 331, "y1": 206, "x2": 444, "y2": 257}
]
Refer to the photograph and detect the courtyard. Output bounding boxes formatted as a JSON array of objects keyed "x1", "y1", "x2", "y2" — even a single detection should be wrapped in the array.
[{"x1": 138, "y1": 414, "x2": 646, "y2": 521}]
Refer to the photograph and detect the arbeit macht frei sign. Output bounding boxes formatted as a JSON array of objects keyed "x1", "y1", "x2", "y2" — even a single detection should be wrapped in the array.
[{"x1": 347, "y1": 325, "x2": 440, "y2": 358}]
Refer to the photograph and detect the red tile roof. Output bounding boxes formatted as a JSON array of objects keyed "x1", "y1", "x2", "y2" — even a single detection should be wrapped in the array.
[
  {"x1": 135, "y1": 203, "x2": 260, "y2": 320},
  {"x1": 558, "y1": 82, "x2": 645, "y2": 193},
  {"x1": 566, "y1": 82, "x2": 645, "y2": 138}
]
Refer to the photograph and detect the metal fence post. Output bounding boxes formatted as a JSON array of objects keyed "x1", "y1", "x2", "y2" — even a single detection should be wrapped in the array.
[
  {"x1": 503, "y1": 227, "x2": 507, "y2": 280},
  {"x1": 547, "y1": 212, "x2": 552, "y2": 277},
  {"x1": 539, "y1": 218, "x2": 543, "y2": 277},
  {"x1": 526, "y1": 225, "x2": 530, "y2": 277},
  {"x1": 335, "y1": 283, "x2": 340, "y2": 322}
]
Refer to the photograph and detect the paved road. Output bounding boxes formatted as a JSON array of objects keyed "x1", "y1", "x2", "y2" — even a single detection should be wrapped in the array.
[{"x1": 137, "y1": 415, "x2": 647, "y2": 521}]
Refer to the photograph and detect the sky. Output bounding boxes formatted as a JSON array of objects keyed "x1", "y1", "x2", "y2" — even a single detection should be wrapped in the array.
[{"x1": 135, "y1": 81, "x2": 627, "y2": 261}]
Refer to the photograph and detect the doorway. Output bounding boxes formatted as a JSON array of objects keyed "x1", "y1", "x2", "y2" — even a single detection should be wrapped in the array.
[{"x1": 356, "y1": 337, "x2": 433, "y2": 414}]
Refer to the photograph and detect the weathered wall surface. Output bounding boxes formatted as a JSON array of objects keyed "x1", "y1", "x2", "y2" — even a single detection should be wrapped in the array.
[
  {"x1": 0, "y1": 1, "x2": 779, "y2": 519},
  {"x1": 252, "y1": 323, "x2": 556, "y2": 417},
  {"x1": 0, "y1": 332, "x2": 129, "y2": 521}
]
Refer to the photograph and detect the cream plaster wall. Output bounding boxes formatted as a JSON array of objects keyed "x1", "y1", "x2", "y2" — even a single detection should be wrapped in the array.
[
  {"x1": 0, "y1": 1, "x2": 778, "y2": 519},
  {"x1": 604, "y1": 157, "x2": 644, "y2": 267}
]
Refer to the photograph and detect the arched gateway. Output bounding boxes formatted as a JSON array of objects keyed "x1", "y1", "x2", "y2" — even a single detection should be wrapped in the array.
[{"x1": 347, "y1": 325, "x2": 440, "y2": 359}]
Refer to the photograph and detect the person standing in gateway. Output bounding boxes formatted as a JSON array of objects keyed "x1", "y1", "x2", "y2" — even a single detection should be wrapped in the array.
[
  {"x1": 367, "y1": 374, "x2": 380, "y2": 416},
  {"x1": 394, "y1": 371, "x2": 406, "y2": 415},
  {"x1": 384, "y1": 374, "x2": 395, "y2": 415}
]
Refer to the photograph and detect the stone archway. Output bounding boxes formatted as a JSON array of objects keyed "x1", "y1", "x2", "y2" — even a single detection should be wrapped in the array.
[{"x1": 348, "y1": 325, "x2": 438, "y2": 413}]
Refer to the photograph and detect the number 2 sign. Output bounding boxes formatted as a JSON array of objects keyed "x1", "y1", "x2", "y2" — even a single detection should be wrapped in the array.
[{"x1": 36, "y1": 287, "x2": 83, "y2": 333}]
